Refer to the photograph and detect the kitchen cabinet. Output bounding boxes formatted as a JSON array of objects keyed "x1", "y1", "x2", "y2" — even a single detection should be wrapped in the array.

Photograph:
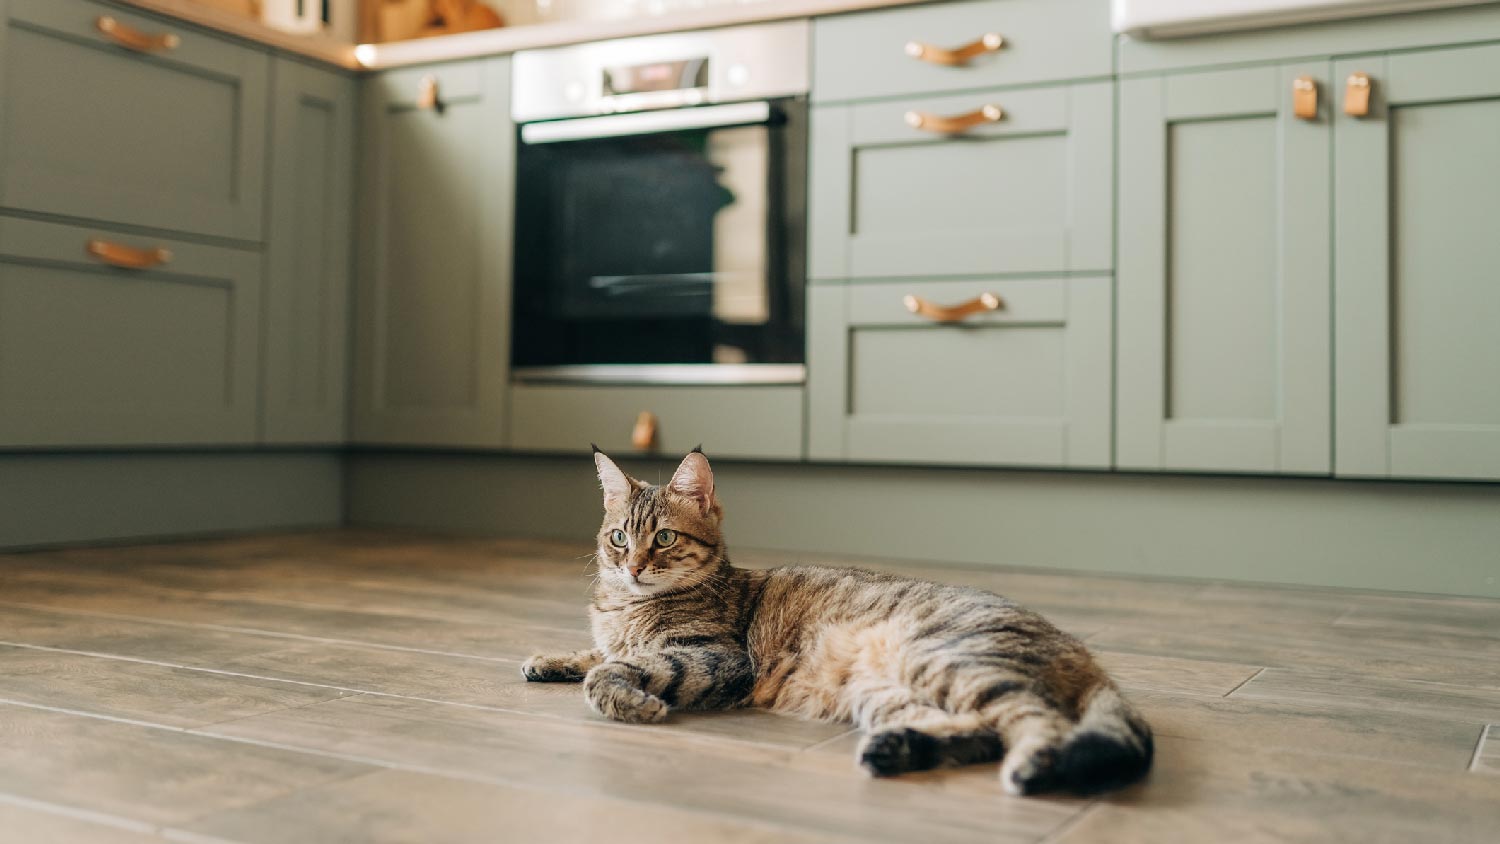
[
  {"x1": 809, "y1": 81, "x2": 1112, "y2": 280},
  {"x1": 1116, "y1": 62, "x2": 1333, "y2": 475},
  {"x1": 0, "y1": 217, "x2": 262, "y2": 446},
  {"x1": 0, "y1": 0, "x2": 269, "y2": 241},
  {"x1": 510, "y1": 384, "x2": 805, "y2": 460},
  {"x1": 808, "y1": 276, "x2": 1112, "y2": 467},
  {"x1": 1334, "y1": 44, "x2": 1500, "y2": 481},
  {"x1": 351, "y1": 58, "x2": 514, "y2": 448},
  {"x1": 812, "y1": 0, "x2": 1112, "y2": 104},
  {"x1": 262, "y1": 58, "x2": 357, "y2": 444}
]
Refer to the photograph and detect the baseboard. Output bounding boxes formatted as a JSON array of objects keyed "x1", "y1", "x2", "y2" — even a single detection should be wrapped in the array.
[
  {"x1": 0, "y1": 451, "x2": 344, "y2": 549},
  {"x1": 345, "y1": 453, "x2": 1500, "y2": 598}
]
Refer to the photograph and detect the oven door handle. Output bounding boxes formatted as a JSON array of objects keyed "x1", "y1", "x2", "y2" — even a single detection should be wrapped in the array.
[{"x1": 520, "y1": 101, "x2": 773, "y2": 144}]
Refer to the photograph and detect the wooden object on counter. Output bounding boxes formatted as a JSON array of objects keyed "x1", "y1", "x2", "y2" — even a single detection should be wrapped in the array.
[
  {"x1": 374, "y1": 0, "x2": 503, "y2": 42},
  {"x1": 189, "y1": 0, "x2": 262, "y2": 16}
]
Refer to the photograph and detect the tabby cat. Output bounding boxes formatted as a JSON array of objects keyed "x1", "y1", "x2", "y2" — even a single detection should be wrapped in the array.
[{"x1": 522, "y1": 448, "x2": 1153, "y2": 795}]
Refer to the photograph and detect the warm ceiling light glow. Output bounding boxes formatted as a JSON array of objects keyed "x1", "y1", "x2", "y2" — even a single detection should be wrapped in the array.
[{"x1": 353, "y1": 43, "x2": 378, "y2": 67}]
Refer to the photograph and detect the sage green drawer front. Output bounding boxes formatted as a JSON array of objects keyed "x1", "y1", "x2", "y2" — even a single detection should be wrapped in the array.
[
  {"x1": 813, "y1": 0, "x2": 1112, "y2": 103},
  {"x1": 810, "y1": 82, "x2": 1111, "y2": 280},
  {"x1": 509, "y1": 384, "x2": 805, "y2": 461},
  {"x1": 808, "y1": 277, "x2": 1111, "y2": 468},
  {"x1": 1117, "y1": 63, "x2": 1332, "y2": 476},
  {"x1": 1335, "y1": 46, "x2": 1500, "y2": 482},
  {"x1": 0, "y1": 0, "x2": 269, "y2": 241},
  {"x1": 0, "y1": 216, "x2": 262, "y2": 447}
]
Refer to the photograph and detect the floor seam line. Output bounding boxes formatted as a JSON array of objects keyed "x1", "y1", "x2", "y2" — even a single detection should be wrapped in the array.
[
  {"x1": 1035, "y1": 800, "x2": 1103, "y2": 844},
  {"x1": 1222, "y1": 666, "x2": 1267, "y2": 698}
]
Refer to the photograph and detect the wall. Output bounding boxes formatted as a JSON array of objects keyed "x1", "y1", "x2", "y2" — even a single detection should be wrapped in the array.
[{"x1": 346, "y1": 452, "x2": 1500, "y2": 597}]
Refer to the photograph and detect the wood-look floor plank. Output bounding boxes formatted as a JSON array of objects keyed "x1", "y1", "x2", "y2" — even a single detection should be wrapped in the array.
[
  {"x1": 1125, "y1": 689, "x2": 1482, "y2": 770},
  {"x1": 1231, "y1": 668, "x2": 1500, "y2": 723},
  {"x1": 1335, "y1": 597, "x2": 1500, "y2": 639},
  {"x1": 185, "y1": 768, "x2": 857, "y2": 844},
  {"x1": 1093, "y1": 651, "x2": 1262, "y2": 698},
  {"x1": 0, "y1": 606, "x2": 849, "y2": 755},
  {"x1": 0, "y1": 801, "x2": 174, "y2": 844},
  {"x1": 1088, "y1": 624, "x2": 1500, "y2": 688},
  {"x1": 0, "y1": 703, "x2": 367, "y2": 827},
  {"x1": 201, "y1": 694, "x2": 1081, "y2": 844},
  {"x1": 0, "y1": 645, "x2": 350, "y2": 728},
  {"x1": 1050, "y1": 735, "x2": 1500, "y2": 844}
]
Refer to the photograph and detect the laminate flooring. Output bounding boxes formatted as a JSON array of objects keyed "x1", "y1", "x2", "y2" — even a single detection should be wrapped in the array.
[{"x1": 0, "y1": 531, "x2": 1495, "y2": 843}]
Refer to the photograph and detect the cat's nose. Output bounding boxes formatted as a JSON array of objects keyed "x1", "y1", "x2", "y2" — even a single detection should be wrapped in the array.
[{"x1": 627, "y1": 564, "x2": 645, "y2": 579}]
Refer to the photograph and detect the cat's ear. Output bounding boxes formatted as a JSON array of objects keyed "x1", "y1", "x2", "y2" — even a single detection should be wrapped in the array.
[
  {"x1": 668, "y1": 447, "x2": 716, "y2": 514},
  {"x1": 593, "y1": 445, "x2": 634, "y2": 510}
]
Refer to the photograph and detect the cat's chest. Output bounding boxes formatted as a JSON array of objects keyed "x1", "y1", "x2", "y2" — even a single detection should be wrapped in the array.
[{"x1": 589, "y1": 605, "x2": 663, "y2": 657}]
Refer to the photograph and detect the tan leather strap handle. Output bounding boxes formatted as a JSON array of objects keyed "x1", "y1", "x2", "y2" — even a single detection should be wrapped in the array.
[
  {"x1": 1292, "y1": 75, "x2": 1318, "y2": 120},
  {"x1": 1344, "y1": 72, "x2": 1372, "y2": 117},
  {"x1": 95, "y1": 15, "x2": 181, "y2": 53},
  {"x1": 904, "y1": 104, "x2": 1004, "y2": 134},
  {"x1": 905, "y1": 33, "x2": 1004, "y2": 66},
  {"x1": 86, "y1": 239, "x2": 172, "y2": 270},
  {"x1": 417, "y1": 75, "x2": 443, "y2": 111},
  {"x1": 632, "y1": 411, "x2": 658, "y2": 451},
  {"x1": 903, "y1": 292, "x2": 1003, "y2": 323}
]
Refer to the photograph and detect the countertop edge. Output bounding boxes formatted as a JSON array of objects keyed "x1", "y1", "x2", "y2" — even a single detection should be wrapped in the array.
[
  {"x1": 112, "y1": 0, "x2": 361, "y2": 69},
  {"x1": 112, "y1": 0, "x2": 937, "y2": 72}
]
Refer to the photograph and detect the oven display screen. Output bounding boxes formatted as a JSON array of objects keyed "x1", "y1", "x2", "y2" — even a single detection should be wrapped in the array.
[{"x1": 603, "y1": 57, "x2": 709, "y2": 95}]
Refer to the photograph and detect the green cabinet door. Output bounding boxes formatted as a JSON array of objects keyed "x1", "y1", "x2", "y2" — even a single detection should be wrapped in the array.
[
  {"x1": 809, "y1": 81, "x2": 1112, "y2": 280},
  {"x1": 352, "y1": 58, "x2": 513, "y2": 448},
  {"x1": 1335, "y1": 45, "x2": 1500, "y2": 481},
  {"x1": 808, "y1": 276, "x2": 1112, "y2": 467},
  {"x1": 0, "y1": 0, "x2": 269, "y2": 241},
  {"x1": 262, "y1": 59, "x2": 356, "y2": 445},
  {"x1": 1117, "y1": 63, "x2": 1332, "y2": 474},
  {"x1": 0, "y1": 217, "x2": 261, "y2": 446}
]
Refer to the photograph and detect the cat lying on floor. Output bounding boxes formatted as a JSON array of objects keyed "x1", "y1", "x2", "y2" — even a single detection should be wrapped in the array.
[{"x1": 522, "y1": 448, "x2": 1152, "y2": 795}]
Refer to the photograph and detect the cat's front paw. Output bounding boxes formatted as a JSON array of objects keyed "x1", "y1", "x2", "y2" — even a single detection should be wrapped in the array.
[
  {"x1": 521, "y1": 654, "x2": 586, "y2": 683},
  {"x1": 583, "y1": 664, "x2": 668, "y2": 723}
]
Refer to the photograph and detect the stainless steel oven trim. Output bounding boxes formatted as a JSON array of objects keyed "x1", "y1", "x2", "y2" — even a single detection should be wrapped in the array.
[
  {"x1": 512, "y1": 364, "x2": 806, "y2": 386},
  {"x1": 520, "y1": 101, "x2": 772, "y2": 145}
]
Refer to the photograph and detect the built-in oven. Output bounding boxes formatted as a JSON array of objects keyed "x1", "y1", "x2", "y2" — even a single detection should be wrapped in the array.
[{"x1": 510, "y1": 21, "x2": 809, "y2": 385}]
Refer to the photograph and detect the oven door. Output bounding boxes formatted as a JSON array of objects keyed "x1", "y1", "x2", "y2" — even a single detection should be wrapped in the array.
[{"x1": 512, "y1": 98, "x2": 806, "y2": 379}]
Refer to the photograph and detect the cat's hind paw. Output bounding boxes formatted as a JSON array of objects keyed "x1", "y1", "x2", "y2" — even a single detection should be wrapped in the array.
[{"x1": 857, "y1": 728, "x2": 937, "y2": 777}]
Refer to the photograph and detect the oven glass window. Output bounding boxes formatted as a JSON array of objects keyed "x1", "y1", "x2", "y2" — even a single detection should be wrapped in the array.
[{"x1": 513, "y1": 101, "x2": 805, "y2": 370}]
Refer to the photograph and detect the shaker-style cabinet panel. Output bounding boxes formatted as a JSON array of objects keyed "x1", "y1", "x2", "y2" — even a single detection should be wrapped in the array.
[
  {"x1": 262, "y1": 58, "x2": 356, "y2": 444},
  {"x1": 352, "y1": 58, "x2": 514, "y2": 447},
  {"x1": 0, "y1": 0, "x2": 269, "y2": 241},
  {"x1": 0, "y1": 217, "x2": 262, "y2": 446},
  {"x1": 808, "y1": 276, "x2": 1112, "y2": 468},
  {"x1": 810, "y1": 81, "x2": 1112, "y2": 280},
  {"x1": 1335, "y1": 45, "x2": 1500, "y2": 481},
  {"x1": 1117, "y1": 63, "x2": 1333, "y2": 474}
]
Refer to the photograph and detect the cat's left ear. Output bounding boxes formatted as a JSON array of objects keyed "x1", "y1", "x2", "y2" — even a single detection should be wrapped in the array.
[{"x1": 668, "y1": 447, "x2": 717, "y2": 515}]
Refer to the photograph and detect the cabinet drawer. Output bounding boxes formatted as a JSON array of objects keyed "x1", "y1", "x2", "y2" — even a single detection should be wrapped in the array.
[
  {"x1": 810, "y1": 82, "x2": 1112, "y2": 279},
  {"x1": 0, "y1": 216, "x2": 262, "y2": 447},
  {"x1": 509, "y1": 384, "x2": 804, "y2": 460},
  {"x1": 0, "y1": 0, "x2": 269, "y2": 240},
  {"x1": 808, "y1": 277, "x2": 1111, "y2": 467},
  {"x1": 813, "y1": 0, "x2": 1111, "y2": 103}
]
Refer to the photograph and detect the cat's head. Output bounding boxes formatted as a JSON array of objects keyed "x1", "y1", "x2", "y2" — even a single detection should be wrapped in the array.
[{"x1": 592, "y1": 446, "x2": 724, "y2": 596}]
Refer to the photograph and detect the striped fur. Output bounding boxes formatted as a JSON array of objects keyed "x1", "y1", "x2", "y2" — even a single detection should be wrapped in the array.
[{"x1": 521, "y1": 449, "x2": 1152, "y2": 795}]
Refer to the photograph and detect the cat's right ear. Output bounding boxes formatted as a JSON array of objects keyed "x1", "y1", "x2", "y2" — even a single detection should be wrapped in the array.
[{"x1": 593, "y1": 445, "x2": 633, "y2": 510}]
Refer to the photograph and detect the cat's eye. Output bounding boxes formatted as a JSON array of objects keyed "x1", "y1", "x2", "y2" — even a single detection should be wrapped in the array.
[
  {"x1": 654, "y1": 529, "x2": 677, "y2": 547},
  {"x1": 609, "y1": 529, "x2": 627, "y2": 547}
]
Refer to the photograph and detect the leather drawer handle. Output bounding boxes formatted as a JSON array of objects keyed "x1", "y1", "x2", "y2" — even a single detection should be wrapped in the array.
[
  {"x1": 905, "y1": 33, "x2": 1004, "y2": 66},
  {"x1": 96, "y1": 15, "x2": 181, "y2": 53},
  {"x1": 903, "y1": 292, "x2": 1003, "y2": 323},
  {"x1": 1344, "y1": 72, "x2": 1372, "y2": 117},
  {"x1": 632, "y1": 411, "x2": 658, "y2": 451},
  {"x1": 86, "y1": 239, "x2": 172, "y2": 270},
  {"x1": 417, "y1": 75, "x2": 443, "y2": 111},
  {"x1": 904, "y1": 104, "x2": 1004, "y2": 134}
]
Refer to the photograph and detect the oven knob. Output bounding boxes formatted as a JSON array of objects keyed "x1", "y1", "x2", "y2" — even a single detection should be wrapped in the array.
[{"x1": 727, "y1": 63, "x2": 750, "y2": 87}]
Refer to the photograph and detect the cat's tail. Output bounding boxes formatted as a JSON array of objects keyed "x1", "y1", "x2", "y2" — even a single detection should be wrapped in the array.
[{"x1": 1047, "y1": 683, "x2": 1154, "y2": 794}]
